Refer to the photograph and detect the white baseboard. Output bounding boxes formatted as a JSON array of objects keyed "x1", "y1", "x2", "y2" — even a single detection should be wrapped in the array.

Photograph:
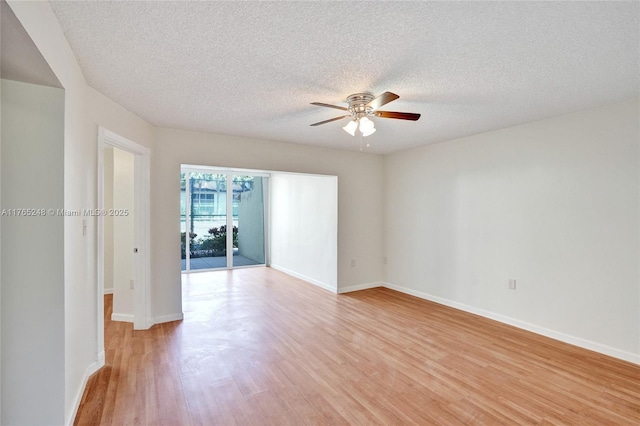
[
  {"x1": 338, "y1": 282, "x2": 381, "y2": 294},
  {"x1": 103, "y1": 288, "x2": 113, "y2": 295},
  {"x1": 382, "y1": 282, "x2": 640, "y2": 366},
  {"x1": 269, "y1": 264, "x2": 337, "y2": 294},
  {"x1": 111, "y1": 313, "x2": 134, "y2": 323},
  {"x1": 112, "y1": 313, "x2": 183, "y2": 326},
  {"x1": 66, "y1": 351, "x2": 106, "y2": 426},
  {"x1": 154, "y1": 313, "x2": 184, "y2": 324}
]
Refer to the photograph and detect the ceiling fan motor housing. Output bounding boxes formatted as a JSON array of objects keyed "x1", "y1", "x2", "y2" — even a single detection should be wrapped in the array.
[{"x1": 346, "y1": 93, "x2": 375, "y2": 118}]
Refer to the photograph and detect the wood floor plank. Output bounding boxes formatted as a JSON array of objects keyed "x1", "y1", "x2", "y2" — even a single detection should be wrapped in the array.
[{"x1": 74, "y1": 268, "x2": 640, "y2": 425}]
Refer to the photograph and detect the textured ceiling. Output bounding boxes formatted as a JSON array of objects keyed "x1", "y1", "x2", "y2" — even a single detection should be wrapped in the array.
[{"x1": 49, "y1": 1, "x2": 639, "y2": 154}]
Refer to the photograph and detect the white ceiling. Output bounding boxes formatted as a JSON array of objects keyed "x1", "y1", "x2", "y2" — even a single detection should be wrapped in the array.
[{"x1": 49, "y1": 1, "x2": 639, "y2": 154}]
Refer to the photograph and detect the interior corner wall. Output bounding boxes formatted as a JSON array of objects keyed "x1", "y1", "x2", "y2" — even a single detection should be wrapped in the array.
[
  {"x1": 152, "y1": 128, "x2": 383, "y2": 318},
  {"x1": 270, "y1": 173, "x2": 338, "y2": 292},
  {"x1": 1, "y1": 78, "x2": 65, "y2": 425},
  {"x1": 383, "y1": 99, "x2": 640, "y2": 363}
]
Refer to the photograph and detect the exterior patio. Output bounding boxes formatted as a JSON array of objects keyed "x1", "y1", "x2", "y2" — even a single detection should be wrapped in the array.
[{"x1": 181, "y1": 253, "x2": 261, "y2": 270}]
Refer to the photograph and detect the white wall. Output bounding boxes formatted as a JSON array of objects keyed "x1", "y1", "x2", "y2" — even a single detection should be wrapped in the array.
[
  {"x1": 1, "y1": 79, "x2": 65, "y2": 424},
  {"x1": 111, "y1": 147, "x2": 135, "y2": 319},
  {"x1": 384, "y1": 100, "x2": 640, "y2": 363},
  {"x1": 152, "y1": 128, "x2": 384, "y2": 318},
  {"x1": 271, "y1": 173, "x2": 338, "y2": 291},
  {"x1": 87, "y1": 87, "x2": 155, "y2": 151}
]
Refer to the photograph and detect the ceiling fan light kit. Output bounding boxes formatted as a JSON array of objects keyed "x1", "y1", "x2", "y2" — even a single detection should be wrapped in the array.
[
  {"x1": 342, "y1": 119, "x2": 358, "y2": 136},
  {"x1": 358, "y1": 116, "x2": 376, "y2": 136},
  {"x1": 310, "y1": 91, "x2": 420, "y2": 138}
]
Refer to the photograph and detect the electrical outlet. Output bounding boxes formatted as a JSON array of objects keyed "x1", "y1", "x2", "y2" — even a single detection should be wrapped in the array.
[
  {"x1": 383, "y1": 256, "x2": 388, "y2": 265},
  {"x1": 130, "y1": 279, "x2": 135, "y2": 289},
  {"x1": 508, "y1": 279, "x2": 516, "y2": 290},
  {"x1": 350, "y1": 259, "x2": 356, "y2": 267}
]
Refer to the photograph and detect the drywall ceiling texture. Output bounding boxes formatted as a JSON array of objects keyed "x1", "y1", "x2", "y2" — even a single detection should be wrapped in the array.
[{"x1": 49, "y1": 1, "x2": 639, "y2": 154}]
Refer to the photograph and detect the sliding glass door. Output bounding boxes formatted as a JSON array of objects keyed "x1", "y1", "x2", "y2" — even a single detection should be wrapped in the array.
[
  {"x1": 181, "y1": 168, "x2": 267, "y2": 271},
  {"x1": 181, "y1": 172, "x2": 228, "y2": 270}
]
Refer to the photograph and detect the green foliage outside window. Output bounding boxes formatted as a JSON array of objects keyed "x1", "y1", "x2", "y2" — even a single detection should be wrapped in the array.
[{"x1": 181, "y1": 225, "x2": 238, "y2": 259}]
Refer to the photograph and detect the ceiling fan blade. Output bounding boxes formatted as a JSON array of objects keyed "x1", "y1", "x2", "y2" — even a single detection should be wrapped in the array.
[
  {"x1": 366, "y1": 91, "x2": 399, "y2": 110},
  {"x1": 310, "y1": 102, "x2": 349, "y2": 111},
  {"x1": 310, "y1": 115, "x2": 350, "y2": 126},
  {"x1": 374, "y1": 111, "x2": 421, "y2": 121}
]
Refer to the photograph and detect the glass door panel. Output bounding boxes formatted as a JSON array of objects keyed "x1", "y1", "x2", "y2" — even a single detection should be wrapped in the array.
[
  {"x1": 186, "y1": 173, "x2": 228, "y2": 270},
  {"x1": 233, "y1": 175, "x2": 265, "y2": 266}
]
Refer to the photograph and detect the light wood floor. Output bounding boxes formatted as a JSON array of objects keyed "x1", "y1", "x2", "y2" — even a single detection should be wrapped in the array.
[{"x1": 75, "y1": 267, "x2": 640, "y2": 425}]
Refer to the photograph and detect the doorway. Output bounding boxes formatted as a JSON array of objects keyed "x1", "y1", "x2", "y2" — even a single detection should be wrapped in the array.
[
  {"x1": 97, "y1": 127, "x2": 151, "y2": 358},
  {"x1": 103, "y1": 146, "x2": 135, "y2": 321},
  {"x1": 181, "y1": 166, "x2": 268, "y2": 272}
]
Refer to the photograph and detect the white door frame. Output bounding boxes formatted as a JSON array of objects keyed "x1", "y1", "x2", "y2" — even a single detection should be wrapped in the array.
[{"x1": 97, "y1": 127, "x2": 151, "y2": 356}]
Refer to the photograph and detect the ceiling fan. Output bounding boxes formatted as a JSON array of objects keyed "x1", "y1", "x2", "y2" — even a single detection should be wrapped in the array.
[{"x1": 310, "y1": 92, "x2": 420, "y2": 137}]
